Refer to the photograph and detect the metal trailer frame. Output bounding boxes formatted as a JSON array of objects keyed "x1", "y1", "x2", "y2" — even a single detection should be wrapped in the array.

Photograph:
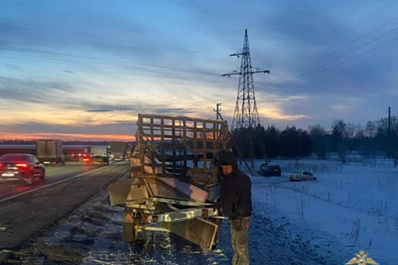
[{"x1": 108, "y1": 113, "x2": 231, "y2": 249}]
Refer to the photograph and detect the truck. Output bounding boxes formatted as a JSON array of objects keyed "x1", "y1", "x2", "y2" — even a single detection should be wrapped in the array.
[
  {"x1": 108, "y1": 141, "x2": 127, "y2": 161},
  {"x1": 36, "y1": 139, "x2": 65, "y2": 165},
  {"x1": 89, "y1": 145, "x2": 110, "y2": 165},
  {"x1": 108, "y1": 113, "x2": 231, "y2": 249}
]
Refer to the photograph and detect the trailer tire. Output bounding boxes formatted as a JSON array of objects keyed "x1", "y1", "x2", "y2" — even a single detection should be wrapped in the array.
[
  {"x1": 123, "y1": 219, "x2": 141, "y2": 242},
  {"x1": 122, "y1": 211, "x2": 141, "y2": 242},
  {"x1": 123, "y1": 222, "x2": 136, "y2": 242}
]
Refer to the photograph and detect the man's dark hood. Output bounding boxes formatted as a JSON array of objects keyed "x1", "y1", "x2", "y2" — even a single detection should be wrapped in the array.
[{"x1": 216, "y1": 150, "x2": 239, "y2": 173}]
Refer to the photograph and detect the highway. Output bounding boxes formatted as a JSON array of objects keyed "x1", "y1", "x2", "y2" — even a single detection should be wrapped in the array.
[
  {"x1": 0, "y1": 163, "x2": 95, "y2": 200},
  {"x1": 0, "y1": 161, "x2": 130, "y2": 249}
]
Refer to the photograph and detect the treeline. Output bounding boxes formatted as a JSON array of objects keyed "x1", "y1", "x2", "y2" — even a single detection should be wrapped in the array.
[
  {"x1": 232, "y1": 117, "x2": 398, "y2": 161},
  {"x1": 2, "y1": 116, "x2": 398, "y2": 162}
]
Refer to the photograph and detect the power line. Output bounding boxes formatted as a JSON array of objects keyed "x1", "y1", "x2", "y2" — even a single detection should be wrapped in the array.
[
  {"x1": 0, "y1": 17, "x2": 214, "y2": 54},
  {"x1": 0, "y1": 17, "x2": 224, "y2": 77},
  {"x1": 283, "y1": 36, "x2": 398, "y2": 93},
  {"x1": 275, "y1": 26, "x2": 398, "y2": 91},
  {"x1": 266, "y1": 16, "x2": 398, "y2": 93},
  {"x1": 2, "y1": 15, "x2": 398, "y2": 93},
  {"x1": 0, "y1": 44, "x2": 219, "y2": 76},
  {"x1": 273, "y1": 16, "x2": 398, "y2": 85},
  {"x1": 0, "y1": 55, "x2": 220, "y2": 78}
]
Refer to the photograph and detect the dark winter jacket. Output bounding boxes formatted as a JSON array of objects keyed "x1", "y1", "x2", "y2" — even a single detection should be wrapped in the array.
[{"x1": 217, "y1": 151, "x2": 252, "y2": 219}]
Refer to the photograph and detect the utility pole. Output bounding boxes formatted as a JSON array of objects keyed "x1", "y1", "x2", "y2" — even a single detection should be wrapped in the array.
[
  {"x1": 388, "y1": 106, "x2": 391, "y2": 157},
  {"x1": 214, "y1": 103, "x2": 223, "y2": 120},
  {"x1": 222, "y1": 29, "x2": 269, "y2": 165}
]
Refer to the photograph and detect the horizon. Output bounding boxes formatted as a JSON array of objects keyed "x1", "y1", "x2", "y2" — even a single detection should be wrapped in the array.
[{"x1": 0, "y1": 110, "x2": 394, "y2": 143}]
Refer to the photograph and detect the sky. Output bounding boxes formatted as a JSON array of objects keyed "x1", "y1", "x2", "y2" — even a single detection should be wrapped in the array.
[{"x1": 1, "y1": 1, "x2": 398, "y2": 141}]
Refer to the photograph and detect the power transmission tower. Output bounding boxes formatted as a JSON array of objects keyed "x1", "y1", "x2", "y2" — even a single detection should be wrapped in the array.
[
  {"x1": 222, "y1": 29, "x2": 269, "y2": 166},
  {"x1": 222, "y1": 29, "x2": 270, "y2": 131}
]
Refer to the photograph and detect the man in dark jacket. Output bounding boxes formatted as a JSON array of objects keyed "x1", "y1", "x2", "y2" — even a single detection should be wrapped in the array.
[{"x1": 216, "y1": 150, "x2": 252, "y2": 265}]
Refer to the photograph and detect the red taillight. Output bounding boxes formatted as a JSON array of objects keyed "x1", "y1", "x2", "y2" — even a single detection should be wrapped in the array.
[
  {"x1": 15, "y1": 186, "x2": 29, "y2": 192},
  {"x1": 83, "y1": 158, "x2": 90, "y2": 162},
  {"x1": 16, "y1": 163, "x2": 30, "y2": 169},
  {"x1": 0, "y1": 162, "x2": 3, "y2": 169}
]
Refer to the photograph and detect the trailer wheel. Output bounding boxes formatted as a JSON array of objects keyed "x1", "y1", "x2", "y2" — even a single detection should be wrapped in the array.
[
  {"x1": 123, "y1": 222, "x2": 136, "y2": 242},
  {"x1": 122, "y1": 212, "x2": 141, "y2": 242}
]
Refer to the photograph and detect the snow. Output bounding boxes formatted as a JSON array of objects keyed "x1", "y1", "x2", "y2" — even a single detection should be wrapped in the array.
[
  {"x1": 28, "y1": 156, "x2": 398, "y2": 264},
  {"x1": 246, "y1": 157, "x2": 398, "y2": 264}
]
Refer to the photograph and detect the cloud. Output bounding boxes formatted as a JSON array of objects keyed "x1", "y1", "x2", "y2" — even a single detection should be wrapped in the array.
[
  {"x1": 85, "y1": 102, "x2": 193, "y2": 116},
  {"x1": 0, "y1": 76, "x2": 77, "y2": 104},
  {"x1": 86, "y1": 105, "x2": 140, "y2": 113},
  {"x1": 0, "y1": 120, "x2": 135, "y2": 140}
]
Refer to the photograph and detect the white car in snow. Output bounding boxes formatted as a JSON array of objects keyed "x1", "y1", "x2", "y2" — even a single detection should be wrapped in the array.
[{"x1": 289, "y1": 171, "x2": 317, "y2": 181}]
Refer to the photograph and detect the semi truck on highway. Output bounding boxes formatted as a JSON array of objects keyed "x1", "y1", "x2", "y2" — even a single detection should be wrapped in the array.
[
  {"x1": 89, "y1": 145, "x2": 110, "y2": 165},
  {"x1": 108, "y1": 141, "x2": 127, "y2": 161},
  {"x1": 36, "y1": 139, "x2": 65, "y2": 165}
]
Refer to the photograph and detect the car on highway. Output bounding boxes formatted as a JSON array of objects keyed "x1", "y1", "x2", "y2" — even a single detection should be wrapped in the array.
[
  {"x1": 0, "y1": 153, "x2": 45, "y2": 184},
  {"x1": 257, "y1": 163, "x2": 282, "y2": 177},
  {"x1": 71, "y1": 152, "x2": 91, "y2": 163},
  {"x1": 289, "y1": 171, "x2": 316, "y2": 181}
]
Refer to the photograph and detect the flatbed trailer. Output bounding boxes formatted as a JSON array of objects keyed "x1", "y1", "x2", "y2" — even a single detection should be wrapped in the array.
[{"x1": 108, "y1": 113, "x2": 231, "y2": 249}]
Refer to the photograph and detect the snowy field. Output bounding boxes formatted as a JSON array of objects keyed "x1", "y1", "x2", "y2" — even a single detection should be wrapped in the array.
[
  {"x1": 21, "y1": 156, "x2": 398, "y2": 264},
  {"x1": 246, "y1": 156, "x2": 398, "y2": 264}
]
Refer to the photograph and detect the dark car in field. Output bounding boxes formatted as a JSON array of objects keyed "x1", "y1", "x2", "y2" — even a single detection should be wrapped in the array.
[
  {"x1": 257, "y1": 163, "x2": 282, "y2": 177},
  {"x1": 0, "y1": 153, "x2": 45, "y2": 184}
]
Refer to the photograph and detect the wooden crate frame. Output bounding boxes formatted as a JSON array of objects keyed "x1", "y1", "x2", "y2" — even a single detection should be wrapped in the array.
[{"x1": 133, "y1": 113, "x2": 231, "y2": 186}]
